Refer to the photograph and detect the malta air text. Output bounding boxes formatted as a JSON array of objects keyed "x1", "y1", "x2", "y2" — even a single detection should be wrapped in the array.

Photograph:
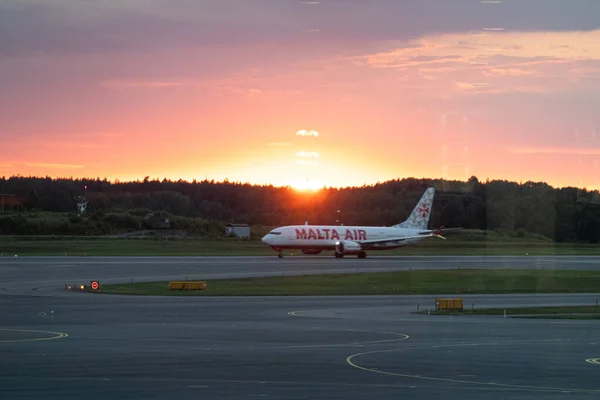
[{"x1": 295, "y1": 228, "x2": 367, "y2": 241}]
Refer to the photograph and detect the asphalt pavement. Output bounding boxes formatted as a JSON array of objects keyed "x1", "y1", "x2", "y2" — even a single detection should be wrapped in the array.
[{"x1": 1, "y1": 255, "x2": 600, "y2": 399}]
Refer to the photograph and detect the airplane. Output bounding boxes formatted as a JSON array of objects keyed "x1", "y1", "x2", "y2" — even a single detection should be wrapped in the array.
[{"x1": 261, "y1": 187, "x2": 460, "y2": 258}]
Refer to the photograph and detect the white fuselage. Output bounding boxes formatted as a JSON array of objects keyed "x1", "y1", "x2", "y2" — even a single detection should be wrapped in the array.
[{"x1": 261, "y1": 225, "x2": 425, "y2": 251}]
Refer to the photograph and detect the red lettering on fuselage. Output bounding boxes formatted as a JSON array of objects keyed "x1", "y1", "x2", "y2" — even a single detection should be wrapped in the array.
[
  {"x1": 296, "y1": 227, "x2": 367, "y2": 241},
  {"x1": 295, "y1": 228, "x2": 307, "y2": 239}
]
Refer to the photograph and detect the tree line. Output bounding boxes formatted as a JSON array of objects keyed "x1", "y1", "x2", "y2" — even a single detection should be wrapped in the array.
[{"x1": 1, "y1": 175, "x2": 600, "y2": 243}]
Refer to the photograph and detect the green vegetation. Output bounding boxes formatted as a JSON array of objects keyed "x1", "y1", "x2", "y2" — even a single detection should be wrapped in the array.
[
  {"x1": 0, "y1": 210, "x2": 224, "y2": 237},
  {"x1": 421, "y1": 306, "x2": 600, "y2": 320},
  {"x1": 512, "y1": 315, "x2": 600, "y2": 320},
  {"x1": 0, "y1": 237, "x2": 267, "y2": 256},
  {"x1": 94, "y1": 269, "x2": 600, "y2": 296},
  {"x1": 425, "y1": 305, "x2": 600, "y2": 315},
  {"x1": 2, "y1": 176, "x2": 600, "y2": 244}
]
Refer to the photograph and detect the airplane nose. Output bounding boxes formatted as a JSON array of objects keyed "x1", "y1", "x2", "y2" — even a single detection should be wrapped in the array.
[{"x1": 261, "y1": 235, "x2": 268, "y2": 244}]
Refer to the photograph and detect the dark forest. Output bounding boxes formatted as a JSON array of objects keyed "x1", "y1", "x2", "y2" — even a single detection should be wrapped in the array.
[{"x1": 1, "y1": 176, "x2": 600, "y2": 243}]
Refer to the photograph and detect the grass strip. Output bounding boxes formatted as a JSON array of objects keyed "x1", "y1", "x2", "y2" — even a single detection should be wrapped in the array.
[
  {"x1": 1, "y1": 237, "x2": 600, "y2": 256},
  {"x1": 94, "y1": 269, "x2": 600, "y2": 296},
  {"x1": 423, "y1": 305, "x2": 600, "y2": 315},
  {"x1": 421, "y1": 305, "x2": 600, "y2": 320}
]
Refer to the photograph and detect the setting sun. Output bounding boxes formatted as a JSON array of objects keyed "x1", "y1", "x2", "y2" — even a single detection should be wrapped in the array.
[
  {"x1": 2, "y1": 1, "x2": 600, "y2": 191},
  {"x1": 292, "y1": 179, "x2": 323, "y2": 192}
]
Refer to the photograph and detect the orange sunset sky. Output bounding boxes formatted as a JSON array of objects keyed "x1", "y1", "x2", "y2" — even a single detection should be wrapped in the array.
[{"x1": 1, "y1": 0, "x2": 600, "y2": 190}]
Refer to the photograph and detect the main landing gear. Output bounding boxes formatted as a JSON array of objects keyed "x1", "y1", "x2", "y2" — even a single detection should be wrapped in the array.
[
  {"x1": 275, "y1": 250, "x2": 366, "y2": 259},
  {"x1": 334, "y1": 251, "x2": 367, "y2": 259}
]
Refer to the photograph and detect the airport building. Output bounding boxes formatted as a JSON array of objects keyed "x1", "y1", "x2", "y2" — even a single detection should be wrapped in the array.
[{"x1": 225, "y1": 223, "x2": 250, "y2": 239}]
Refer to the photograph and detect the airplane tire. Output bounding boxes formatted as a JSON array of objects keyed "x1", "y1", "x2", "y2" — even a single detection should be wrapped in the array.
[
  {"x1": 278, "y1": 253, "x2": 284, "y2": 258},
  {"x1": 357, "y1": 252, "x2": 367, "y2": 259},
  {"x1": 334, "y1": 252, "x2": 344, "y2": 258}
]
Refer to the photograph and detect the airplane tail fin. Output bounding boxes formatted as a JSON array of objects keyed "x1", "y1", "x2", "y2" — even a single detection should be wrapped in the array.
[{"x1": 393, "y1": 187, "x2": 435, "y2": 230}]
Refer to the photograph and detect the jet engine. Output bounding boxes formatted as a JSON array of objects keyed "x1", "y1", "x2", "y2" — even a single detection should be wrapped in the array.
[
  {"x1": 335, "y1": 240, "x2": 362, "y2": 255},
  {"x1": 302, "y1": 249, "x2": 322, "y2": 255}
]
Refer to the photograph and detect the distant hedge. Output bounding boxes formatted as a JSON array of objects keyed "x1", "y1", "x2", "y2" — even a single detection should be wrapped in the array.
[{"x1": 0, "y1": 212, "x2": 225, "y2": 237}]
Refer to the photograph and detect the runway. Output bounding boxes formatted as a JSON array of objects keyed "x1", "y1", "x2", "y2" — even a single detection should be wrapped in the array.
[
  {"x1": 2, "y1": 255, "x2": 600, "y2": 399},
  {"x1": 2, "y1": 255, "x2": 600, "y2": 296}
]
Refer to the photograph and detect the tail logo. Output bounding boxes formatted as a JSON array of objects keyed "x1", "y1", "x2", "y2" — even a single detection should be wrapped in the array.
[{"x1": 418, "y1": 205, "x2": 430, "y2": 218}]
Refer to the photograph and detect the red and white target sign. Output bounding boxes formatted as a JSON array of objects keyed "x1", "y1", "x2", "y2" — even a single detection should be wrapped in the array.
[{"x1": 90, "y1": 281, "x2": 100, "y2": 290}]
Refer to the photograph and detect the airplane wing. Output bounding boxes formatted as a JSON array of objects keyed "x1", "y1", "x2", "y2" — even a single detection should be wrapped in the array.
[
  {"x1": 418, "y1": 227, "x2": 463, "y2": 235},
  {"x1": 350, "y1": 226, "x2": 461, "y2": 247},
  {"x1": 355, "y1": 226, "x2": 463, "y2": 246},
  {"x1": 356, "y1": 233, "x2": 446, "y2": 246}
]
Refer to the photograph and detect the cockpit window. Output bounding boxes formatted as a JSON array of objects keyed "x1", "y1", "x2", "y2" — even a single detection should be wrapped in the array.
[{"x1": 268, "y1": 231, "x2": 282, "y2": 235}]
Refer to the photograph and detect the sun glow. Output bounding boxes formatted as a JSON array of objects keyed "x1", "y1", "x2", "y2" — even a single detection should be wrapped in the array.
[{"x1": 291, "y1": 179, "x2": 323, "y2": 192}]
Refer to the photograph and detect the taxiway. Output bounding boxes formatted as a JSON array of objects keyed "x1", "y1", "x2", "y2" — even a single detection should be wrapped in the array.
[{"x1": 1, "y1": 255, "x2": 600, "y2": 399}]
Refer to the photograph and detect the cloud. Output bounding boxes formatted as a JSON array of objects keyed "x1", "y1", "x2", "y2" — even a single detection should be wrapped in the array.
[
  {"x1": 569, "y1": 66, "x2": 600, "y2": 77},
  {"x1": 296, "y1": 130, "x2": 319, "y2": 137},
  {"x1": 102, "y1": 77, "x2": 294, "y2": 103},
  {"x1": 453, "y1": 81, "x2": 492, "y2": 91},
  {"x1": 3, "y1": 0, "x2": 600, "y2": 59},
  {"x1": 22, "y1": 163, "x2": 84, "y2": 169},
  {"x1": 358, "y1": 30, "x2": 600, "y2": 70},
  {"x1": 451, "y1": 80, "x2": 550, "y2": 95},
  {"x1": 101, "y1": 80, "x2": 197, "y2": 89},
  {"x1": 0, "y1": 1, "x2": 305, "y2": 57},
  {"x1": 420, "y1": 67, "x2": 457, "y2": 73},
  {"x1": 214, "y1": 86, "x2": 263, "y2": 99},
  {"x1": 347, "y1": 29, "x2": 600, "y2": 97},
  {"x1": 508, "y1": 147, "x2": 600, "y2": 156},
  {"x1": 483, "y1": 68, "x2": 535, "y2": 77},
  {"x1": 453, "y1": 81, "x2": 478, "y2": 90},
  {"x1": 101, "y1": 74, "x2": 304, "y2": 102},
  {"x1": 296, "y1": 151, "x2": 319, "y2": 159},
  {"x1": 362, "y1": 54, "x2": 466, "y2": 70}
]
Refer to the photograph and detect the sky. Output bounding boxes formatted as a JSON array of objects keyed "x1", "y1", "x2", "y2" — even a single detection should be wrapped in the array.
[{"x1": 1, "y1": 0, "x2": 600, "y2": 190}]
